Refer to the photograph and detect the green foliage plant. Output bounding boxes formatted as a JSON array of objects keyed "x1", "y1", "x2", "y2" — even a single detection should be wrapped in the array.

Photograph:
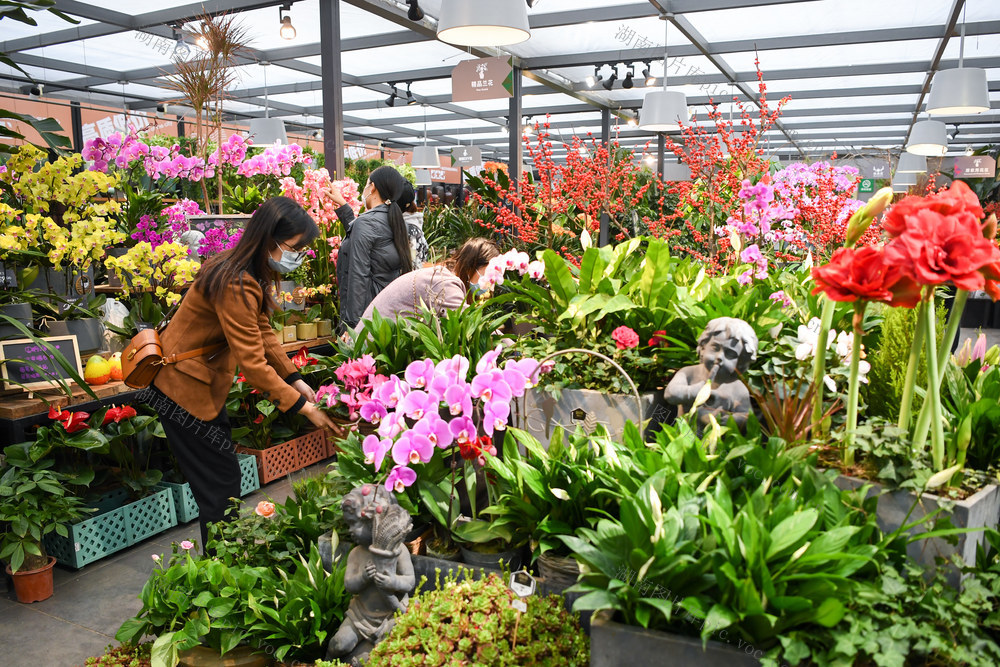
[
  {"x1": 366, "y1": 571, "x2": 589, "y2": 666},
  {"x1": 81, "y1": 643, "x2": 152, "y2": 667}
]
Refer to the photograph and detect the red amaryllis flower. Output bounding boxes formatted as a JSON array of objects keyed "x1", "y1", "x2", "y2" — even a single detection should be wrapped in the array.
[
  {"x1": 882, "y1": 180, "x2": 985, "y2": 238},
  {"x1": 291, "y1": 347, "x2": 318, "y2": 369},
  {"x1": 812, "y1": 246, "x2": 921, "y2": 308},
  {"x1": 648, "y1": 330, "x2": 669, "y2": 347},
  {"x1": 883, "y1": 209, "x2": 1000, "y2": 290},
  {"x1": 60, "y1": 411, "x2": 91, "y2": 434}
]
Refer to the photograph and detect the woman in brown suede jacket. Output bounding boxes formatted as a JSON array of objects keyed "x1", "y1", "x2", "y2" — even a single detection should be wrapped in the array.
[{"x1": 149, "y1": 196, "x2": 336, "y2": 547}]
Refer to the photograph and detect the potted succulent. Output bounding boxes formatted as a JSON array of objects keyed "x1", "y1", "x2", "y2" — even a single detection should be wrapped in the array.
[{"x1": 0, "y1": 441, "x2": 94, "y2": 602}]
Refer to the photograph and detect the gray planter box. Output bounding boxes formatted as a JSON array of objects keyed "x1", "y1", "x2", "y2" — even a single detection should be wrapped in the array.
[
  {"x1": 43, "y1": 318, "x2": 105, "y2": 356},
  {"x1": 835, "y1": 476, "x2": 1000, "y2": 587},
  {"x1": 25, "y1": 266, "x2": 95, "y2": 305},
  {"x1": 519, "y1": 387, "x2": 667, "y2": 447},
  {"x1": 590, "y1": 610, "x2": 760, "y2": 667}
]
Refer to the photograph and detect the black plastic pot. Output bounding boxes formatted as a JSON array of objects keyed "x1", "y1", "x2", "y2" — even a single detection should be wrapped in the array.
[
  {"x1": 0, "y1": 303, "x2": 33, "y2": 340},
  {"x1": 458, "y1": 544, "x2": 522, "y2": 571}
]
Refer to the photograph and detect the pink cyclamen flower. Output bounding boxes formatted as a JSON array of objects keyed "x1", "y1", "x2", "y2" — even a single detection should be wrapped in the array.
[
  {"x1": 315, "y1": 384, "x2": 339, "y2": 409},
  {"x1": 180, "y1": 540, "x2": 194, "y2": 551},
  {"x1": 471, "y1": 369, "x2": 513, "y2": 403},
  {"x1": 405, "y1": 358, "x2": 436, "y2": 389},
  {"x1": 360, "y1": 401, "x2": 387, "y2": 424},
  {"x1": 399, "y1": 389, "x2": 434, "y2": 420},
  {"x1": 362, "y1": 434, "x2": 393, "y2": 471},
  {"x1": 392, "y1": 432, "x2": 434, "y2": 465},
  {"x1": 449, "y1": 415, "x2": 477, "y2": 445},
  {"x1": 611, "y1": 326, "x2": 639, "y2": 350},
  {"x1": 412, "y1": 412, "x2": 454, "y2": 449},
  {"x1": 385, "y1": 465, "x2": 417, "y2": 493}
]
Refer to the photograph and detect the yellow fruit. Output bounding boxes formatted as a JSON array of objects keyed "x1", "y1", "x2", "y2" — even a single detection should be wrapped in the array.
[
  {"x1": 108, "y1": 352, "x2": 123, "y2": 381},
  {"x1": 84, "y1": 355, "x2": 111, "y2": 385}
]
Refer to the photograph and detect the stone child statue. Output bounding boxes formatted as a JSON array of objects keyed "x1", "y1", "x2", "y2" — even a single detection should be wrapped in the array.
[
  {"x1": 664, "y1": 317, "x2": 758, "y2": 433},
  {"x1": 326, "y1": 484, "x2": 415, "y2": 665}
]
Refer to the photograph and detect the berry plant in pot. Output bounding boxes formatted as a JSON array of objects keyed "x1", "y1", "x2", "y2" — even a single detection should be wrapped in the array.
[{"x1": 0, "y1": 441, "x2": 94, "y2": 602}]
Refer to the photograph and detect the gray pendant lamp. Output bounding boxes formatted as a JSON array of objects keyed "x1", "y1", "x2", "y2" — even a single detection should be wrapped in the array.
[
  {"x1": 411, "y1": 106, "x2": 439, "y2": 168},
  {"x1": 640, "y1": 8, "x2": 687, "y2": 132},
  {"x1": 662, "y1": 160, "x2": 693, "y2": 182},
  {"x1": 927, "y1": 14, "x2": 990, "y2": 115},
  {"x1": 906, "y1": 119, "x2": 948, "y2": 156},
  {"x1": 249, "y1": 62, "x2": 287, "y2": 145},
  {"x1": 437, "y1": 0, "x2": 530, "y2": 47},
  {"x1": 414, "y1": 169, "x2": 432, "y2": 186},
  {"x1": 896, "y1": 151, "x2": 927, "y2": 174},
  {"x1": 891, "y1": 171, "x2": 918, "y2": 193}
]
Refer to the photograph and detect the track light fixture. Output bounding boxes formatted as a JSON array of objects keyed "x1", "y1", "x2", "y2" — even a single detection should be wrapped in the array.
[
  {"x1": 586, "y1": 65, "x2": 602, "y2": 88},
  {"x1": 948, "y1": 125, "x2": 960, "y2": 141},
  {"x1": 622, "y1": 65, "x2": 634, "y2": 89},
  {"x1": 642, "y1": 61, "x2": 655, "y2": 86},
  {"x1": 279, "y1": 3, "x2": 296, "y2": 40},
  {"x1": 406, "y1": 0, "x2": 424, "y2": 21},
  {"x1": 406, "y1": 82, "x2": 417, "y2": 105},
  {"x1": 602, "y1": 65, "x2": 618, "y2": 90},
  {"x1": 386, "y1": 83, "x2": 398, "y2": 107}
]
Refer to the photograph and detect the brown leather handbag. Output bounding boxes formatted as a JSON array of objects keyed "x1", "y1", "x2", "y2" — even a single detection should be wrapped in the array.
[{"x1": 120, "y1": 291, "x2": 225, "y2": 389}]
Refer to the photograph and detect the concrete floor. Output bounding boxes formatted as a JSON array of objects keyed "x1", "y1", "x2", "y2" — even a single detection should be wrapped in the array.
[{"x1": 0, "y1": 461, "x2": 332, "y2": 667}]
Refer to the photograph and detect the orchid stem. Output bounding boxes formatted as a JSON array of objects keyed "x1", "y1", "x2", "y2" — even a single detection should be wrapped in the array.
[
  {"x1": 810, "y1": 297, "x2": 837, "y2": 435},
  {"x1": 843, "y1": 306, "x2": 864, "y2": 468},
  {"x1": 897, "y1": 299, "x2": 926, "y2": 431},
  {"x1": 912, "y1": 289, "x2": 969, "y2": 449}
]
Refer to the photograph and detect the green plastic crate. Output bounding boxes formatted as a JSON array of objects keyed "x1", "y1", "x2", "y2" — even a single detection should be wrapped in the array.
[
  {"x1": 157, "y1": 454, "x2": 262, "y2": 524},
  {"x1": 45, "y1": 487, "x2": 176, "y2": 569}
]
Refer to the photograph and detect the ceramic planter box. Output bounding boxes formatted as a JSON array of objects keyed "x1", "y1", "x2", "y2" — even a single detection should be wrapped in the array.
[
  {"x1": 835, "y1": 476, "x2": 1000, "y2": 587},
  {"x1": 44, "y1": 486, "x2": 177, "y2": 569},
  {"x1": 237, "y1": 429, "x2": 331, "y2": 484},
  {"x1": 157, "y1": 453, "x2": 261, "y2": 523},
  {"x1": 519, "y1": 387, "x2": 668, "y2": 447},
  {"x1": 590, "y1": 610, "x2": 760, "y2": 667}
]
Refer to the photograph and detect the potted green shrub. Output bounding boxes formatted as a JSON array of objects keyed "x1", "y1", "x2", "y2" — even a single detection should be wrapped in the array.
[{"x1": 0, "y1": 441, "x2": 93, "y2": 602}]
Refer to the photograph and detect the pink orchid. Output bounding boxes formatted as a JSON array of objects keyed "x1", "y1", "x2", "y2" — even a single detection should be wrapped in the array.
[
  {"x1": 374, "y1": 376, "x2": 409, "y2": 409},
  {"x1": 435, "y1": 355, "x2": 470, "y2": 382},
  {"x1": 392, "y1": 432, "x2": 434, "y2": 466},
  {"x1": 385, "y1": 465, "x2": 417, "y2": 493},
  {"x1": 482, "y1": 400, "x2": 511, "y2": 436},
  {"x1": 362, "y1": 434, "x2": 393, "y2": 471},
  {"x1": 476, "y1": 344, "x2": 503, "y2": 374},
  {"x1": 404, "y1": 359, "x2": 436, "y2": 389},
  {"x1": 526, "y1": 260, "x2": 545, "y2": 280},
  {"x1": 412, "y1": 413, "x2": 454, "y2": 449},
  {"x1": 449, "y1": 415, "x2": 478, "y2": 445},
  {"x1": 503, "y1": 359, "x2": 540, "y2": 389},
  {"x1": 360, "y1": 400, "x2": 387, "y2": 424},
  {"x1": 378, "y1": 411, "x2": 407, "y2": 439},
  {"x1": 443, "y1": 383, "x2": 473, "y2": 417},
  {"x1": 399, "y1": 389, "x2": 434, "y2": 420},
  {"x1": 471, "y1": 369, "x2": 513, "y2": 404}
]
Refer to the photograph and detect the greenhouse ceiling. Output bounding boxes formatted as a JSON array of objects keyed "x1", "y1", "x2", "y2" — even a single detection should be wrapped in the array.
[{"x1": 1, "y1": 0, "x2": 998, "y2": 162}]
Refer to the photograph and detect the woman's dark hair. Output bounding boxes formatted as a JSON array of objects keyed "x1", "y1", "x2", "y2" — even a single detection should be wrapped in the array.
[
  {"x1": 197, "y1": 196, "x2": 319, "y2": 311},
  {"x1": 369, "y1": 166, "x2": 414, "y2": 274},
  {"x1": 397, "y1": 180, "x2": 418, "y2": 214},
  {"x1": 447, "y1": 238, "x2": 501, "y2": 298}
]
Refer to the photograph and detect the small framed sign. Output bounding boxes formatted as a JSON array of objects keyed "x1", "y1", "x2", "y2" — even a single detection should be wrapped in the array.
[{"x1": 0, "y1": 335, "x2": 82, "y2": 391}]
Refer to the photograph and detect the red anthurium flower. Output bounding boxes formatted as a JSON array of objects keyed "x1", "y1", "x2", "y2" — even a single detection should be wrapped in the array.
[
  {"x1": 236, "y1": 373, "x2": 247, "y2": 384},
  {"x1": 253, "y1": 414, "x2": 264, "y2": 424},
  {"x1": 61, "y1": 411, "x2": 91, "y2": 434},
  {"x1": 648, "y1": 330, "x2": 669, "y2": 347},
  {"x1": 812, "y1": 246, "x2": 921, "y2": 308},
  {"x1": 48, "y1": 405, "x2": 70, "y2": 421},
  {"x1": 118, "y1": 405, "x2": 137, "y2": 420},
  {"x1": 102, "y1": 406, "x2": 122, "y2": 426},
  {"x1": 291, "y1": 347, "x2": 318, "y2": 369}
]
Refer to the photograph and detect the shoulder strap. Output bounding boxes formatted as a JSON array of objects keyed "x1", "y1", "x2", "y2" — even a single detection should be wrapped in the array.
[{"x1": 161, "y1": 342, "x2": 226, "y2": 365}]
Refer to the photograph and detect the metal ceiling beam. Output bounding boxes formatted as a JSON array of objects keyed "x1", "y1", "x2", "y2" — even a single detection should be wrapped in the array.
[{"x1": 903, "y1": 0, "x2": 965, "y2": 145}]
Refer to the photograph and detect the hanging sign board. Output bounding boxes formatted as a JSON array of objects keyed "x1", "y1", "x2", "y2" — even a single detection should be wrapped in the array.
[
  {"x1": 451, "y1": 57, "x2": 514, "y2": 103},
  {"x1": 0, "y1": 336, "x2": 82, "y2": 391},
  {"x1": 451, "y1": 146, "x2": 482, "y2": 168},
  {"x1": 858, "y1": 178, "x2": 875, "y2": 194},
  {"x1": 954, "y1": 156, "x2": 996, "y2": 179},
  {"x1": 863, "y1": 161, "x2": 890, "y2": 180}
]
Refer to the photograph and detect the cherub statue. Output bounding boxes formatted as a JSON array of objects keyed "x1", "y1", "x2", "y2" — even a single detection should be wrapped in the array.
[
  {"x1": 326, "y1": 484, "x2": 415, "y2": 666},
  {"x1": 664, "y1": 317, "x2": 758, "y2": 433}
]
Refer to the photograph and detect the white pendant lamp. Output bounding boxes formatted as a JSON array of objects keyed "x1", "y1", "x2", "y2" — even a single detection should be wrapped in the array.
[
  {"x1": 411, "y1": 105, "x2": 439, "y2": 168},
  {"x1": 640, "y1": 8, "x2": 687, "y2": 132},
  {"x1": 249, "y1": 61, "x2": 286, "y2": 145},
  {"x1": 662, "y1": 161, "x2": 693, "y2": 182},
  {"x1": 414, "y1": 169, "x2": 432, "y2": 186},
  {"x1": 906, "y1": 120, "x2": 948, "y2": 157},
  {"x1": 437, "y1": 0, "x2": 530, "y2": 47},
  {"x1": 927, "y1": 16, "x2": 990, "y2": 115},
  {"x1": 891, "y1": 171, "x2": 918, "y2": 193},
  {"x1": 896, "y1": 152, "x2": 927, "y2": 173}
]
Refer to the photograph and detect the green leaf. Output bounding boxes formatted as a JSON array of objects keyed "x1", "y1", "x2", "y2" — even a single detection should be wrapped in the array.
[
  {"x1": 208, "y1": 596, "x2": 237, "y2": 618},
  {"x1": 766, "y1": 508, "x2": 818, "y2": 560}
]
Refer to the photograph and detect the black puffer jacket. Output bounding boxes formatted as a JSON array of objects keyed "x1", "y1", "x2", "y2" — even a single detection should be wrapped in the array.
[{"x1": 336, "y1": 203, "x2": 403, "y2": 328}]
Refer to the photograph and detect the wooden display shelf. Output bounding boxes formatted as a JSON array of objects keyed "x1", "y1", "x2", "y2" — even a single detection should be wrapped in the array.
[
  {"x1": 279, "y1": 336, "x2": 335, "y2": 353},
  {"x1": 0, "y1": 380, "x2": 133, "y2": 420}
]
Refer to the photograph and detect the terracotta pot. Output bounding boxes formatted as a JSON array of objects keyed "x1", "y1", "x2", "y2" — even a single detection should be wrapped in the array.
[
  {"x1": 295, "y1": 322, "x2": 317, "y2": 340},
  {"x1": 6, "y1": 555, "x2": 56, "y2": 603},
  {"x1": 405, "y1": 526, "x2": 433, "y2": 556},
  {"x1": 176, "y1": 645, "x2": 271, "y2": 667}
]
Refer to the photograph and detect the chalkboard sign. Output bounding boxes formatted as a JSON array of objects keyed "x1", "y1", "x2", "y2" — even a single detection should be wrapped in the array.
[{"x1": 0, "y1": 335, "x2": 83, "y2": 391}]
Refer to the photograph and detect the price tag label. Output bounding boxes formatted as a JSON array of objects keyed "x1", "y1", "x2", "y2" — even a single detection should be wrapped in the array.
[
  {"x1": 511, "y1": 598, "x2": 527, "y2": 613},
  {"x1": 509, "y1": 570, "x2": 536, "y2": 598}
]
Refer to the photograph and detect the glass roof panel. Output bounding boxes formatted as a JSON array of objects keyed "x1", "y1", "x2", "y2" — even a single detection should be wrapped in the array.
[
  {"x1": 731, "y1": 39, "x2": 939, "y2": 74},
  {"x1": 1, "y1": 10, "x2": 97, "y2": 39},
  {"x1": 510, "y1": 17, "x2": 691, "y2": 59}
]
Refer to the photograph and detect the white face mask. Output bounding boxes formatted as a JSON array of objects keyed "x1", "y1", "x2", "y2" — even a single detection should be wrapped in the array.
[{"x1": 268, "y1": 242, "x2": 306, "y2": 274}]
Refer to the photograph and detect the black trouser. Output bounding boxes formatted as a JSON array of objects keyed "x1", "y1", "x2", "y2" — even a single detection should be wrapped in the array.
[{"x1": 141, "y1": 385, "x2": 241, "y2": 549}]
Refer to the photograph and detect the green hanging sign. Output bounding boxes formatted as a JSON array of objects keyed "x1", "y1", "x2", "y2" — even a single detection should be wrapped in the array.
[{"x1": 858, "y1": 178, "x2": 875, "y2": 193}]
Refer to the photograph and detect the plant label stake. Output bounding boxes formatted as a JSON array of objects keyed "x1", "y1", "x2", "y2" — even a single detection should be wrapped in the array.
[{"x1": 509, "y1": 570, "x2": 536, "y2": 650}]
